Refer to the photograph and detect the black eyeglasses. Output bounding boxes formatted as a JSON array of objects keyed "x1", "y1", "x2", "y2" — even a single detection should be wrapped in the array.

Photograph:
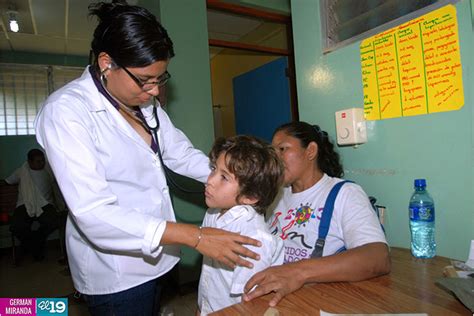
[{"x1": 120, "y1": 66, "x2": 171, "y2": 92}]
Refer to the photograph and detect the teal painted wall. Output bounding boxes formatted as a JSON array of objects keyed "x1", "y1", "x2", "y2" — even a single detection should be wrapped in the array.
[
  {"x1": 291, "y1": 0, "x2": 474, "y2": 260},
  {"x1": 159, "y1": 0, "x2": 214, "y2": 284},
  {"x1": 471, "y1": 0, "x2": 474, "y2": 25}
]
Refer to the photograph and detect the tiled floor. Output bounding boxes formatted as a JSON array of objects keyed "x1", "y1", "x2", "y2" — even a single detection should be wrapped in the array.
[{"x1": 0, "y1": 242, "x2": 198, "y2": 315}]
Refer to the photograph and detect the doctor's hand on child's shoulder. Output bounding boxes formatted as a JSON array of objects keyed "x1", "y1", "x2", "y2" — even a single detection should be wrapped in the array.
[
  {"x1": 196, "y1": 227, "x2": 262, "y2": 269},
  {"x1": 163, "y1": 222, "x2": 261, "y2": 269}
]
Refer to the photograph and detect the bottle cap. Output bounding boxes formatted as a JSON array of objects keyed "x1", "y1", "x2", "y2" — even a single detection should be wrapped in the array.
[{"x1": 414, "y1": 179, "x2": 426, "y2": 187}]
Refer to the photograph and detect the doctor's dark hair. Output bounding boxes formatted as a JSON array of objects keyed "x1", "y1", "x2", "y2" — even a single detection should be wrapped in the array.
[
  {"x1": 88, "y1": 1, "x2": 174, "y2": 70},
  {"x1": 273, "y1": 121, "x2": 344, "y2": 178},
  {"x1": 209, "y1": 135, "x2": 284, "y2": 214}
]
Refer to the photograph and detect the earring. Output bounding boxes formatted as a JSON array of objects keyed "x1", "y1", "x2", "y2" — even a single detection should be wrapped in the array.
[
  {"x1": 100, "y1": 70, "x2": 107, "y2": 84},
  {"x1": 100, "y1": 64, "x2": 111, "y2": 82},
  {"x1": 100, "y1": 64, "x2": 112, "y2": 73},
  {"x1": 100, "y1": 73, "x2": 107, "y2": 84}
]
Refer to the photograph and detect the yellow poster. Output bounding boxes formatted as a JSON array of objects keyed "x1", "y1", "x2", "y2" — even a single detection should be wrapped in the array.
[{"x1": 360, "y1": 5, "x2": 464, "y2": 120}]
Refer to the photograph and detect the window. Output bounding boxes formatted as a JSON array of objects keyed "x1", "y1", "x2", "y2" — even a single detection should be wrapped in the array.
[
  {"x1": 0, "y1": 64, "x2": 83, "y2": 136},
  {"x1": 321, "y1": 0, "x2": 457, "y2": 53}
]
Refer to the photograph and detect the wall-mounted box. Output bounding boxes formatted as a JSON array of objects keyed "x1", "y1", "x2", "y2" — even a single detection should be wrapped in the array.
[{"x1": 335, "y1": 108, "x2": 367, "y2": 146}]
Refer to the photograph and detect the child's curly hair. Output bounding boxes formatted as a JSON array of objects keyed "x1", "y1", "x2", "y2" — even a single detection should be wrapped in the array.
[{"x1": 209, "y1": 135, "x2": 284, "y2": 214}]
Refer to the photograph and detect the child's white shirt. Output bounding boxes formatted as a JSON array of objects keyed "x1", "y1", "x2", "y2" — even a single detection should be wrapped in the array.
[{"x1": 197, "y1": 205, "x2": 284, "y2": 315}]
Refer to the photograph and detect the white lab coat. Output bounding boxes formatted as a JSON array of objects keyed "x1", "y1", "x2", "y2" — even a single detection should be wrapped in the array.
[{"x1": 35, "y1": 67, "x2": 210, "y2": 295}]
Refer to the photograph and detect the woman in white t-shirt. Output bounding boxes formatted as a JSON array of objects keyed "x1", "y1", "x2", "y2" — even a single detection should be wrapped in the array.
[{"x1": 243, "y1": 121, "x2": 390, "y2": 307}]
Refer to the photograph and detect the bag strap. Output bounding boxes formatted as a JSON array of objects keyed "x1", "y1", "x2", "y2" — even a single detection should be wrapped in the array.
[{"x1": 310, "y1": 180, "x2": 352, "y2": 258}]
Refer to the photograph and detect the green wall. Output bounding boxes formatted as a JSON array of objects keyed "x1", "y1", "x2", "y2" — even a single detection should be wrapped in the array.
[
  {"x1": 291, "y1": 0, "x2": 474, "y2": 260},
  {"x1": 159, "y1": 0, "x2": 214, "y2": 285}
]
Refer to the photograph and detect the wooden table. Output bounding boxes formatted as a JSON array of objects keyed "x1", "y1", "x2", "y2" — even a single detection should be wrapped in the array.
[{"x1": 212, "y1": 247, "x2": 470, "y2": 315}]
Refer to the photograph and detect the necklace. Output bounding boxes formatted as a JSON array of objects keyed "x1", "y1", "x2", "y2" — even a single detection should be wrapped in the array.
[
  {"x1": 118, "y1": 103, "x2": 150, "y2": 133},
  {"x1": 99, "y1": 77, "x2": 149, "y2": 131}
]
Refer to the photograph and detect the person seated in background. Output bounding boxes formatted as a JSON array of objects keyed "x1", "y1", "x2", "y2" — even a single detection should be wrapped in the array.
[
  {"x1": 3, "y1": 148, "x2": 65, "y2": 261},
  {"x1": 198, "y1": 135, "x2": 285, "y2": 315},
  {"x1": 243, "y1": 121, "x2": 391, "y2": 306}
]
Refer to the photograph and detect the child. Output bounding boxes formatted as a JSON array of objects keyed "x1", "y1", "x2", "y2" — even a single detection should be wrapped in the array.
[{"x1": 197, "y1": 135, "x2": 285, "y2": 315}]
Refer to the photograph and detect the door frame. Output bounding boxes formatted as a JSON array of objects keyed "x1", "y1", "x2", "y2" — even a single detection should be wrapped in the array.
[{"x1": 207, "y1": 0, "x2": 299, "y2": 121}]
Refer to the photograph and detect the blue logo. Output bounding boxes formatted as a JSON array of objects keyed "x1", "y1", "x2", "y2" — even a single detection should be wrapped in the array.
[
  {"x1": 36, "y1": 298, "x2": 68, "y2": 315},
  {"x1": 409, "y1": 206, "x2": 435, "y2": 222}
]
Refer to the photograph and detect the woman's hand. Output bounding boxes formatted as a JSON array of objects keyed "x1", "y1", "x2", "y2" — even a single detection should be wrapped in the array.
[
  {"x1": 243, "y1": 263, "x2": 305, "y2": 307},
  {"x1": 196, "y1": 227, "x2": 261, "y2": 269},
  {"x1": 243, "y1": 243, "x2": 390, "y2": 307}
]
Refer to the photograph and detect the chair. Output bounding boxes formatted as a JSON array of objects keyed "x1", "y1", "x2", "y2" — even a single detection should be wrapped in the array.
[
  {"x1": 369, "y1": 196, "x2": 386, "y2": 232},
  {"x1": 0, "y1": 183, "x2": 19, "y2": 265}
]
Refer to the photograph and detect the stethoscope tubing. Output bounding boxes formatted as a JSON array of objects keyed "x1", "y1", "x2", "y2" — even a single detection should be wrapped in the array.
[{"x1": 146, "y1": 102, "x2": 204, "y2": 194}]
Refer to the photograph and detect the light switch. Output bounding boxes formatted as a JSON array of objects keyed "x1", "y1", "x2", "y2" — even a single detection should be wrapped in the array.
[{"x1": 335, "y1": 108, "x2": 367, "y2": 146}]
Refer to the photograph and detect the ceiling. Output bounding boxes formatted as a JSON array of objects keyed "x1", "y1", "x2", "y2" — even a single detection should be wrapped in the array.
[{"x1": 0, "y1": 0, "x2": 281, "y2": 59}]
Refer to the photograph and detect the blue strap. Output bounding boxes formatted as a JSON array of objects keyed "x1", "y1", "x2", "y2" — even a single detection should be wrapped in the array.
[{"x1": 311, "y1": 180, "x2": 352, "y2": 258}]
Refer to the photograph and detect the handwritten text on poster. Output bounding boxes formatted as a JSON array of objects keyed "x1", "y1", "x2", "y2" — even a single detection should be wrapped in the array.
[{"x1": 361, "y1": 5, "x2": 464, "y2": 120}]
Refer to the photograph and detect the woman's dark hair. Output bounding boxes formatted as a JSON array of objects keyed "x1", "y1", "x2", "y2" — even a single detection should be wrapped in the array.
[
  {"x1": 209, "y1": 135, "x2": 284, "y2": 214},
  {"x1": 88, "y1": 1, "x2": 174, "y2": 69},
  {"x1": 273, "y1": 121, "x2": 344, "y2": 178}
]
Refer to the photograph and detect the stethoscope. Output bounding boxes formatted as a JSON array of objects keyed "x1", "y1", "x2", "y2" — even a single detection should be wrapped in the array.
[
  {"x1": 98, "y1": 69, "x2": 204, "y2": 194},
  {"x1": 141, "y1": 99, "x2": 204, "y2": 194}
]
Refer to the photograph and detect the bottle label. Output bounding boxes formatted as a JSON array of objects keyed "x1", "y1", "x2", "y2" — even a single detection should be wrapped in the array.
[{"x1": 409, "y1": 206, "x2": 435, "y2": 222}]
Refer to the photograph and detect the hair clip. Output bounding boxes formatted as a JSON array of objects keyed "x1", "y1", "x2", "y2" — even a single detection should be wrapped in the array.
[{"x1": 312, "y1": 125, "x2": 328, "y2": 139}]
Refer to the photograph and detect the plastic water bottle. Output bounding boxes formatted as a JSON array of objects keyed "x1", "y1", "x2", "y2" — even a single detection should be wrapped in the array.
[{"x1": 409, "y1": 179, "x2": 436, "y2": 258}]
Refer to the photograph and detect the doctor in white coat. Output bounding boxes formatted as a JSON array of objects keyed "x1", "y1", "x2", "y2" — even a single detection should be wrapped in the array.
[{"x1": 35, "y1": 2, "x2": 261, "y2": 315}]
